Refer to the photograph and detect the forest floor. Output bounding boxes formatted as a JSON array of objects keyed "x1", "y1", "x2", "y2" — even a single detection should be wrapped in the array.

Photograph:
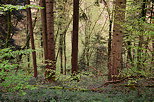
[
  {"x1": 0, "y1": 86, "x2": 153, "y2": 102},
  {"x1": 0, "y1": 76, "x2": 154, "y2": 102}
]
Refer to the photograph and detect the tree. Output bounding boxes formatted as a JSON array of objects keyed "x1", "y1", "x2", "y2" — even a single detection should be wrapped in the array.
[
  {"x1": 72, "y1": 0, "x2": 79, "y2": 74},
  {"x1": 27, "y1": 0, "x2": 37, "y2": 78},
  {"x1": 45, "y1": 0, "x2": 56, "y2": 81},
  {"x1": 40, "y1": 0, "x2": 48, "y2": 63},
  {"x1": 150, "y1": 1, "x2": 154, "y2": 65},
  {"x1": 108, "y1": 0, "x2": 126, "y2": 81}
]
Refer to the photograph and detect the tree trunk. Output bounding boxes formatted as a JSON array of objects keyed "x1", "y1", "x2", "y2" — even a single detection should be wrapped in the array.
[
  {"x1": 27, "y1": 0, "x2": 37, "y2": 78},
  {"x1": 59, "y1": 34, "x2": 63, "y2": 74},
  {"x1": 45, "y1": 0, "x2": 56, "y2": 81},
  {"x1": 40, "y1": 0, "x2": 48, "y2": 62},
  {"x1": 151, "y1": 2, "x2": 154, "y2": 65},
  {"x1": 108, "y1": 0, "x2": 126, "y2": 81},
  {"x1": 5, "y1": 11, "x2": 11, "y2": 48},
  {"x1": 26, "y1": 14, "x2": 30, "y2": 71},
  {"x1": 108, "y1": 20, "x2": 112, "y2": 80},
  {"x1": 72, "y1": 0, "x2": 79, "y2": 74}
]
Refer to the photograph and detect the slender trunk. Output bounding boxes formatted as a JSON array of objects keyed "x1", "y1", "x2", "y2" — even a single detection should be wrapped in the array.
[
  {"x1": 64, "y1": 34, "x2": 67, "y2": 75},
  {"x1": 108, "y1": 20, "x2": 112, "y2": 80},
  {"x1": 85, "y1": 23, "x2": 90, "y2": 67},
  {"x1": 45, "y1": 0, "x2": 56, "y2": 81},
  {"x1": 26, "y1": 15, "x2": 30, "y2": 71},
  {"x1": 72, "y1": 0, "x2": 79, "y2": 74},
  {"x1": 60, "y1": 34, "x2": 63, "y2": 74},
  {"x1": 63, "y1": 2, "x2": 67, "y2": 75},
  {"x1": 27, "y1": 0, "x2": 37, "y2": 78}
]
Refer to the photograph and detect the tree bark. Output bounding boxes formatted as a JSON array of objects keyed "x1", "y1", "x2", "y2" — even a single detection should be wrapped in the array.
[
  {"x1": 108, "y1": 20, "x2": 112, "y2": 80},
  {"x1": 27, "y1": 0, "x2": 37, "y2": 78},
  {"x1": 40, "y1": 0, "x2": 48, "y2": 62},
  {"x1": 72, "y1": 0, "x2": 79, "y2": 74},
  {"x1": 45, "y1": 0, "x2": 56, "y2": 81},
  {"x1": 151, "y1": 2, "x2": 154, "y2": 65},
  {"x1": 109, "y1": 0, "x2": 126, "y2": 81}
]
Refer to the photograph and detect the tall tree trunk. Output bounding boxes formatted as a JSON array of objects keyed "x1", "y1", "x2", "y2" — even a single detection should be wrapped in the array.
[
  {"x1": 27, "y1": 0, "x2": 37, "y2": 78},
  {"x1": 108, "y1": 0, "x2": 126, "y2": 81},
  {"x1": 40, "y1": 0, "x2": 48, "y2": 62},
  {"x1": 72, "y1": 0, "x2": 79, "y2": 74},
  {"x1": 45, "y1": 0, "x2": 56, "y2": 81}
]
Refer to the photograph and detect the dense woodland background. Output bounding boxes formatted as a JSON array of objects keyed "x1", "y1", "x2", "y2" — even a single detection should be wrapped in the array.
[{"x1": 0, "y1": 0, "x2": 154, "y2": 101}]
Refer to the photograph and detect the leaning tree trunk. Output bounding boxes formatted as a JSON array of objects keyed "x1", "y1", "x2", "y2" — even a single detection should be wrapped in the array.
[
  {"x1": 45, "y1": 0, "x2": 56, "y2": 82},
  {"x1": 72, "y1": 0, "x2": 79, "y2": 74},
  {"x1": 27, "y1": 0, "x2": 37, "y2": 78},
  {"x1": 108, "y1": 0, "x2": 126, "y2": 81}
]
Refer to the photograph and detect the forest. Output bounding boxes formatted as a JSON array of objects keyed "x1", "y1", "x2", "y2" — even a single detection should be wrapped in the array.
[{"x1": 0, "y1": 0, "x2": 154, "y2": 101}]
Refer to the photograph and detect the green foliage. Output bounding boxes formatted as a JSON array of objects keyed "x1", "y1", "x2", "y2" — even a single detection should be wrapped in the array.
[
  {"x1": 0, "y1": 5, "x2": 26, "y2": 12},
  {"x1": 0, "y1": 48, "x2": 32, "y2": 59},
  {"x1": 0, "y1": 0, "x2": 154, "y2": 101},
  {"x1": 0, "y1": 87, "x2": 153, "y2": 102},
  {"x1": 121, "y1": 0, "x2": 154, "y2": 81},
  {"x1": 0, "y1": 48, "x2": 36, "y2": 92},
  {"x1": 0, "y1": 4, "x2": 43, "y2": 13}
]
